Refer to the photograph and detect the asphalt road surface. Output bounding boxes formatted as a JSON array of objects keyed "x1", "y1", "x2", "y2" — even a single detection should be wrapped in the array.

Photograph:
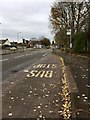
[
  {"x1": 2, "y1": 51, "x2": 71, "y2": 119},
  {"x1": 2, "y1": 49, "x2": 51, "y2": 81}
]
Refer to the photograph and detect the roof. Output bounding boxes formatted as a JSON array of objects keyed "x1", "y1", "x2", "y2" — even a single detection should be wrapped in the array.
[
  {"x1": 11, "y1": 42, "x2": 17, "y2": 44},
  {"x1": 0, "y1": 40, "x2": 7, "y2": 45},
  {"x1": 0, "y1": 39, "x2": 11, "y2": 46}
]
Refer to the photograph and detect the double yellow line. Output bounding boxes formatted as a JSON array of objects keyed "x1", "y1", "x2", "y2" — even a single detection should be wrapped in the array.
[{"x1": 60, "y1": 57, "x2": 72, "y2": 120}]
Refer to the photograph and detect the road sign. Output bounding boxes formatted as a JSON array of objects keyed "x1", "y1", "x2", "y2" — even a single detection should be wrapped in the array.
[
  {"x1": 67, "y1": 29, "x2": 71, "y2": 35},
  {"x1": 70, "y1": 43, "x2": 72, "y2": 48}
]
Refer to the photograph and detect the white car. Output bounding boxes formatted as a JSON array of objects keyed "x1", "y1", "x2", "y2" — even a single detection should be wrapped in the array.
[{"x1": 10, "y1": 47, "x2": 17, "y2": 50}]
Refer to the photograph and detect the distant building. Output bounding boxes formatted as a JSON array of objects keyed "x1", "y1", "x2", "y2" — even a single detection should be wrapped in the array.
[
  {"x1": 27, "y1": 40, "x2": 33, "y2": 48},
  {"x1": 28, "y1": 40, "x2": 42, "y2": 48},
  {"x1": 22, "y1": 38, "x2": 43, "y2": 48},
  {"x1": 10, "y1": 41, "x2": 17, "y2": 48},
  {"x1": 0, "y1": 39, "x2": 11, "y2": 49},
  {"x1": 36, "y1": 44, "x2": 42, "y2": 48}
]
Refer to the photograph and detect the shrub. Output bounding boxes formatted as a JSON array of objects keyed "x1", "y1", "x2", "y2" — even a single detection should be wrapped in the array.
[{"x1": 73, "y1": 32, "x2": 87, "y2": 53}]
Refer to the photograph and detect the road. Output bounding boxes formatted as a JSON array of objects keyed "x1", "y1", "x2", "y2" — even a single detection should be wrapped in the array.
[
  {"x1": 2, "y1": 49, "x2": 71, "y2": 119},
  {"x1": 2, "y1": 49, "x2": 51, "y2": 81}
]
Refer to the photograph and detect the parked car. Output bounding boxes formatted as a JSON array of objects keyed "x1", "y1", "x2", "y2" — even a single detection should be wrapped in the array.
[{"x1": 10, "y1": 47, "x2": 17, "y2": 50}]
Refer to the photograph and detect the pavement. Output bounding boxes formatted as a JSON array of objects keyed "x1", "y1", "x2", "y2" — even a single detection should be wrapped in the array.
[{"x1": 53, "y1": 49, "x2": 89, "y2": 119}]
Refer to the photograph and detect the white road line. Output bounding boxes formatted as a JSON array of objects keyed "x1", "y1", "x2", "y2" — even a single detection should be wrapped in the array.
[
  {"x1": 14, "y1": 55, "x2": 25, "y2": 59},
  {"x1": 43, "y1": 53, "x2": 47, "y2": 57},
  {"x1": 0, "y1": 58, "x2": 8, "y2": 62},
  {"x1": 15, "y1": 53, "x2": 33, "y2": 58},
  {"x1": 26, "y1": 53, "x2": 49, "y2": 70}
]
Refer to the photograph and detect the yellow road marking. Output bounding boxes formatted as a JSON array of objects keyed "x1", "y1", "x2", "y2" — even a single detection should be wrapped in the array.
[
  {"x1": 33, "y1": 64, "x2": 45, "y2": 68},
  {"x1": 52, "y1": 64, "x2": 57, "y2": 68},
  {"x1": 27, "y1": 70, "x2": 38, "y2": 77},
  {"x1": 44, "y1": 71, "x2": 53, "y2": 78},
  {"x1": 33, "y1": 64, "x2": 57, "y2": 69},
  {"x1": 35, "y1": 71, "x2": 46, "y2": 78},
  {"x1": 27, "y1": 70, "x2": 53, "y2": 78},
  {"x1": 59, "y1": 57, "x2": 72, "y2": 119}
]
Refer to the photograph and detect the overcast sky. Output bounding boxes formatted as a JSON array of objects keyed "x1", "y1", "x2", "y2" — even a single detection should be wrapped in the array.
[{"x1": 0, "y1": 0, "x2": 55, "y2": 42}]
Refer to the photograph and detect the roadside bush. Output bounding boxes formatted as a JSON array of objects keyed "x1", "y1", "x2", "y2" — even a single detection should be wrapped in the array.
[
  {"x1": 73, "y1": 32, "x2": 87, "y2": 53},
  {"x1": 87, "y1": 41, "x2": 90, "y2": 53}
]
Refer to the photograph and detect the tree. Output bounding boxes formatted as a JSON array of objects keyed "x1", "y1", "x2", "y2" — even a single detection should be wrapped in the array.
[
  {"x1": 50, "y1": 1, "x2": 89, "y2": 49},
  {"x1": 54, "y1": 30, "x2": 68, "y2": 47},
  {"x1": 40, "y1": 37, "x2": 50, "y2": 46},
  {"x1": 73, "y1": 31, "x2": 87, "y2": 52},
  {"x1": 85, "y1": 2, "x2": 90, "y2": 52}
]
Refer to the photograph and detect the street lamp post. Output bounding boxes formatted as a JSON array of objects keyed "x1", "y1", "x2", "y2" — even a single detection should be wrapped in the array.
[
  {"x1": 67, "y1": 29, "x2": 72, "y2": 49},
  {"x1": 67, "y1": 29, "x2": 72, "y2": 63},
  {"x1": 0, "y1": 23, "x2": 2, "y2": 39},
  {"x1": 17, "y1": 32, "x2": 21, "y2": 43}
]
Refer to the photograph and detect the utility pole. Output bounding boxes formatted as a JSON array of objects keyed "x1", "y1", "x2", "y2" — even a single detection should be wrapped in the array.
[
  {"x1": 17, "y1": 32, "x2": 21, "y2": 43},
  {"x1": 0, "y1": 23, "x2": 2, "y2": 38}
]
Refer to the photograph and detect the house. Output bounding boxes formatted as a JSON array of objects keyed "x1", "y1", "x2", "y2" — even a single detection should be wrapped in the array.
[
  {"x1": 0, "y1": 39, "x2": 11, "y2": 49},
  {"x1": 10, "y1": 41, "x2": 18, "y2": 48},
  {"x1": 27, "y1": 40, "x2": 42, "y2": 48},
  {"x1": 22, "y1": 38, "x2": 43, "y2": 48},
  {"x1": 27, "y1": 40, "x2": 33, "y2": 48}
]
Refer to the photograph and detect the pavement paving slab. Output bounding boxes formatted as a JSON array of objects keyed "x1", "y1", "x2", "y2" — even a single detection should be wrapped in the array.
[
  {"x1": 53, "y1": 49, "x2": 89, "y2": 119},
  {"x1": 2, "y1": 54, "x2": 71, "y2": 119}
]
